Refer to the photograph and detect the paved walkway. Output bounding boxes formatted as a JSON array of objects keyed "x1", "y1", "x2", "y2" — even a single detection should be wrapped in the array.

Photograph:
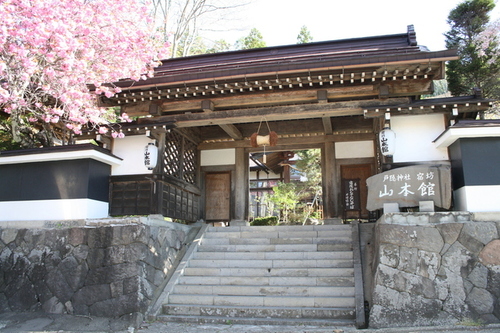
[{"x1": 1, "y1": 312, "x2": 500, "y2": 333}]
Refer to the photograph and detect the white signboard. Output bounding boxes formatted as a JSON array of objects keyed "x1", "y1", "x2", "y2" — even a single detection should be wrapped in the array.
[{"x1": 366, "y1": 165, "x2": 452, "y2": 211}]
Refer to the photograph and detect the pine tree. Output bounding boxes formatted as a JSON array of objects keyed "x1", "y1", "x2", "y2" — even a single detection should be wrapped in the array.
[
  {"x1": 297, "y1": 26, "x2": 313, "y2": 44},
  {"x1": 235, "y1": 28, "x2": 266, "y2": 50},
  {"x1": 445, "y1": 0, "x2": 500, "y2": 99}
]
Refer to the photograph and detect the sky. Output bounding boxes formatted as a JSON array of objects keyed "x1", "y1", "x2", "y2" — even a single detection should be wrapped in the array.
[{"x1": 204, "y1": 0, "x2": 500, "y2": 52}]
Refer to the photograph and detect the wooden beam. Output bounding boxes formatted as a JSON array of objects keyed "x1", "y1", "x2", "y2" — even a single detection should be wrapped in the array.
[
  {"x1": 317, "y1": 90, "x2": 328, "y2": 104},
  {"x1": 322, "y1": 117, "x2": 333, "y2": 135},
  {"x1": 219, "y1": 124, "x2": 244, "y2": 140},
  {"x1": 198, "y1": 133, "x2": 376, "y2": 150},
  {"x1": 201, "y1": 99, "x2": 243, "y2": 140},
  {"x1": 159, "y1": 86, "x2": 377, "y2": 114},
  {"x1": 148, "y1": 98, "x2": 410, "y2": 128},
  {"x1": 201, "y1": 100, "x2": 214, "y2": 112}
]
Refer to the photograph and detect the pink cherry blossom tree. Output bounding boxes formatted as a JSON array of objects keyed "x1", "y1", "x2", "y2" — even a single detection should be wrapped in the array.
[{"x1": 0, "y1": 0, "x2": 168, "y2": 147}]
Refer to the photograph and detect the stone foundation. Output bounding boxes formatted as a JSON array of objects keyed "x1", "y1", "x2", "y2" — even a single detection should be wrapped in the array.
[
  {"x1": 370, "y1": 212, "x2": 500, "y2": 328},
  {"x1": 0, "y1": 217, "x2": 195, "y2": 323}
]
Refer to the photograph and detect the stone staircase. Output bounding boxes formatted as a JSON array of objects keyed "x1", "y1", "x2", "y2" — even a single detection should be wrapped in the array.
[{"x1": 158, "y1": 224, "x2": 357, "y2": 326}]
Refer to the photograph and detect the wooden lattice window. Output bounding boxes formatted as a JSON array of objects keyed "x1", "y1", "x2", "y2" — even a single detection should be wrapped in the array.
[
  {"x1": 182, "y1": 142, "x2": 197, "y2": 184},
  {"x1": 163, "y1": 130, "x2": 197, "y2": 185}
]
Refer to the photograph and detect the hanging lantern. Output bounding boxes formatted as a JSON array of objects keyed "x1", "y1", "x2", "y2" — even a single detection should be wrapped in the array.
[
  {"x1": 144, "y1": 142, "x2": 158, "y2": 170},
  {"x1": 379, "y1": 126, "x2": 396, "y2": 157}
]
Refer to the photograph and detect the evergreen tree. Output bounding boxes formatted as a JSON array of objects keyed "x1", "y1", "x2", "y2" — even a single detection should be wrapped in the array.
[
  {"x1": 206, "y1": 39, "x2": 232, "y2": 54},
  {"x1": 235, "y1": 28, "x2": 266, "y2": 49},
  {"x1": 297, "y1": 25, "x2": 313, "y2": 44},
  {"x1": 445, "y1": 0, "x2": 500, "y2": 99}
]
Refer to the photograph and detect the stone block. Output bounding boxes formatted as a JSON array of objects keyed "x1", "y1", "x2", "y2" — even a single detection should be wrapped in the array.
[
  {"x1": 0, "y1": 293, "x2": 10, "y2": 312},
  {"x1": 59, "y1": 256, "x2": 88, "y2": 292},
  {"x1": 42, "y1": 296, "x2": 65, "y2": 314},
  {"x1": 466, "y1": 287, "x2": 494, "y2": 315},
  {"x1": 110, "y1": 280, "x2": 123, "y2": 298},
  {"x1": 73, "y1": 284, "x2": 111, "y2": 306},
  {"x1": 441, "y1": 242, "x2": 473, "y2": 275},
  {"x1": 1, "y1": 229, "x2": 18, "y2": 245},
  {"x1": 379, "y1": 243, "x2": 399, "y2": 268},
  {"x1": 378, "y1": 224, "x2": 444, "y2": 253},
  {"x1": 487, "y1": 270, "x2": 500, "y2": 298},
  {"x1": 398, "y1": 246, "x2": 418, "y2": 273},
  {"x1": 419, "y1": 201, "x2": 434, "y2": 212},
  {"x1": 374, "y1": 264, "x2": 406, "y2": 292},
  {"x1": 89, "y1": 293, "x2": 143, "y2": 317},
  {"x1": 72, "y1": 245, "x2": 89, "y2": 262},
  {"x1": 480, "y1": 239, "x2": 500, "y2": 266},
  {"x1": 323, "y1": 218, "x2": 343, "y2": 224},
  {"x1": 68, "y1": 228, "x2": 87, "y2": 246},
  {"x1": 87, "y1": 227, "x2": 113, "y2": 249},
  {"x1": 383, "y1": 203, "x2": 399, "y2": 214},
  {"x1": 111, "y1": 225, "x2": 147, "y2": 246},
  {"x1": 123, "y1": 276, "x2": 139, "y2": 295},
  {"x1": 85, "y1": 262, "x2": 139, "y2": 285},
  {"x1": 46, "y1": 269, "x2": 74, "y2": 303},
  {"x1": 416, "y1": 250, "x2": 440, "y2": 280},
  {"x1": 462, "y1": 222, "x2": 499, "y2": 246},
  {"x1": 436, "y1": 223, "x2": 463, "y2": 244},
  {"x1": 458, "y1": 231, "x2": 485, "y2": 255},
  {"x1": 7, "y1": 280, "x2": 38, "y2": 311},
  {"x1": 468, "y1": 264, "x2": 488, "y2": 289}
]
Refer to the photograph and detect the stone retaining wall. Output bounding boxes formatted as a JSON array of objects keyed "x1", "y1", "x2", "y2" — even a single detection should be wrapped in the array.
[
  {"x1": 0, "y1": 217, "x2": 194, "y2": 323},
  {"x1": 370, "y1": 212, "x2": 500, "y2": 328}
]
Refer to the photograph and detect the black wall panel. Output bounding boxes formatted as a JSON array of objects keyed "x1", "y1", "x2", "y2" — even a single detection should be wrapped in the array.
[
  {"x1": 449, "y1": 138, "x2": 500, "y2": 188},
  {"x1": 0, "y1": 159, "x2": 110, "y2": 202}
]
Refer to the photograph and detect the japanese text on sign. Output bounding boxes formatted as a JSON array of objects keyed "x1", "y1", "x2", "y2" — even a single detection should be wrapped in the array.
[
  {"x1": 365, "y1": 165, "x2": 452, "y2": 211},
  {"x1": 343, "y1": 179, "x2": 360, "y2": 211},
  {"x1": 379, "y1": 172, "x2": 436, "y2": 198}
]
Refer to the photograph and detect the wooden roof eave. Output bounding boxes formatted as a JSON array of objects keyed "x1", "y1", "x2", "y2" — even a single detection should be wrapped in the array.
[
  {"x1": 363, "y1": 96, "x2": 494, "y2": 118},
  {"x1": 108, "y1": 49, "x2": 458, "y2": 93}
]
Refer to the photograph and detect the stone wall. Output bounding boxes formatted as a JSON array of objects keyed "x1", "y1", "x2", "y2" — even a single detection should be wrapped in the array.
[
  {"x1": 0, "y1": 217, "x2": 195, "y2": 323},
  {"x1": 369, "y1": 212, "x2": 500, "y2": 328}
]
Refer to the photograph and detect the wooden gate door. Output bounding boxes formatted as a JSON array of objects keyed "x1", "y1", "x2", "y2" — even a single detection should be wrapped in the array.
[
  {"x1": 205, "y1": 172, "x2": 231, "y2": 221},
  {"x1": 341, "y1": 164, "x2": 373, "y2": 219}
]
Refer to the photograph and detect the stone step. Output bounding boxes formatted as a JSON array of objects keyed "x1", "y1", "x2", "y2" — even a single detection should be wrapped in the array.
[
  {"x1": 159, "y1": 224, "x2": 357, "y2": 325},
  {"x1": 187, "y1": 258, "x2": 353, "y2": 269},
  {"x1": 183, "y1": 267, "x2": 354, "y2": 278},
  {"x1": 204, "y1": 230, "x2": 351, "y2": 239},
  {"x1": 172, "y1": 285, "x2": 355, "y2": 297},
  {"x1": 167, "y1": 294, "x2": 356, "y2": 308},
  {"x1": 193, "y1": 250, "x2": 353, "y2": 260},
  {"x1": 207, "y1": 225, "x2": 351, "y2": 233},
  {"x1": 200, "y1": 236, "x2": 351, "y2": 245},
  {"x1": 197, "y1": 243, "x2": 352, "y2": 252},
  {"x1": 162, "y1": 304, "x2": 354, "y2": 320},
  {"x1": 158, "y1": 311, "x2": 355, "y2": 326},
  {"x1": 177, "y1": 275, "x2": 355, "y2": 287}
]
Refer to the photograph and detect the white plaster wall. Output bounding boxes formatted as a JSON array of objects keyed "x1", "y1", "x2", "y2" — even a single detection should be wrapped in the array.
[
  {"x1": 335, "y1": 141, "x2": 374, "y2": 159},
  {"x1": 112, "y1": 135, "x2": 155, "y2": 175},
  {"x1": 0, "y1": 199, "x2": 109, "y2": 221},
  {"x1": 200, "y1": 149, "x2": 235, "y2": 166},
  {"x1": 454, "y1": 185, "x2": 500, "y2": 212},
  {"x1": 391, "y1": 114, "x2": 449, "y2": 163}
]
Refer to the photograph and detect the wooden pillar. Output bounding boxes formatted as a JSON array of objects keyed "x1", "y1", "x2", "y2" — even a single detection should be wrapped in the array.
[
  {"x1": 232, "y1": 147, "x2": 249, "y2": 226},
  {"x1": 152, "y1": 130, "x2": 166, "y2": 215},
  {"x1": 283, "y1": 164, "x2": 291, "y2": 183},
  {"x1": 322, "y1": 142, "x2": 340, "y2": 223}
]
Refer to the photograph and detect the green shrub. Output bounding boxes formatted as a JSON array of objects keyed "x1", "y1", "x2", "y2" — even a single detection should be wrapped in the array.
[{"x1": 250, "y1": 216, "x2": 279, "y2": 226}]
